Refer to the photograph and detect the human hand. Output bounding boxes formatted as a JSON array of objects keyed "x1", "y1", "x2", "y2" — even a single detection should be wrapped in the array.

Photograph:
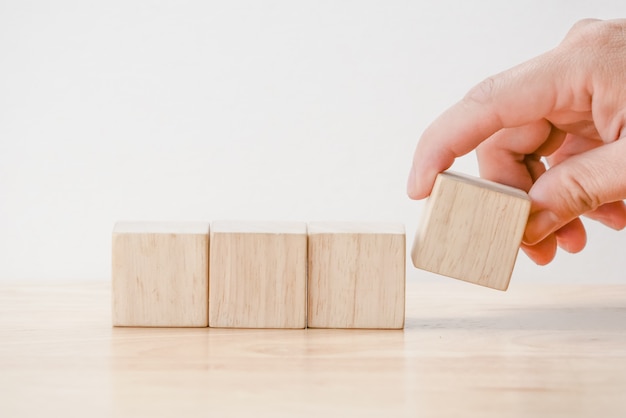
[{"x1": 407, "y1": 19, "x2": 626, "y2": 265}]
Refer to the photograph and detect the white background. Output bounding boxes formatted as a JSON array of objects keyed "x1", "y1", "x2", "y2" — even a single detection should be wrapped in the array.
[{"x1": 1, "y1": 1, "x2": 625, "y2": 284}]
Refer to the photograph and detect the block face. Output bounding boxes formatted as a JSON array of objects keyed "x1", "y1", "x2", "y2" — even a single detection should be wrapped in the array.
[
  {"x1": 112, "y1": 222, "x2": 210, "y2": 327},
  {"x1": 411, "y1": 171, "x2": 531, "y2": 290},
  {"x1": 307, "y1": 222, "x2": 406, "y2": 329},
  {"x1": 209, "y1": 221, "x2": 307, "y2": 328}
]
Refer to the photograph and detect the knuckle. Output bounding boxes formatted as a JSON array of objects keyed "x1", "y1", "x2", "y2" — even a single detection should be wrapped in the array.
[
  {"x1": 564, "y1": 19, "x2": 623, "y2": 48},
  {"x1": 568, "y1": 18, "x2": 602, "y2": 36},
  {"x1": 556, "y1": 169, "x2": 603, "y2": 216},
  {"x1": 465, "y1": 76, "x2": 497, "y2": 105}
]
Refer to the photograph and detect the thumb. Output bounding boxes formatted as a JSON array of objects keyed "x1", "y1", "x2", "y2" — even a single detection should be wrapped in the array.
[{"x1": 524, "y1": 139, "x2": 626, "y2": 245}]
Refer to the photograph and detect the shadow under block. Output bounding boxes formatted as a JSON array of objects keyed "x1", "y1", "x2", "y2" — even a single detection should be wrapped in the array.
[
  {"x1": 209, "y1": 221, "x2": 307, "y2": 328},
  {"x1": 307, "y1": 222, "x2": 406, "y2": 329},
  {"x1": 411, "y1": 171, "x2": 531, "y2": 291},
  {"x1": 112, "y1": 222, "x2": 210, "y2": 327}
]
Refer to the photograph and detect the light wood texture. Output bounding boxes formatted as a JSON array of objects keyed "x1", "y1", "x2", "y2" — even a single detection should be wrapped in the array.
[
  {"x1": 307, "y1": 222, "x2": 405, "y2": 329},
  {"x1": 412, "y1": 171, "x2": 531, "y2": 290},
  {"x1": 112, "y1": 221, "x2": 210, "y2": 327},
  {"x1": 209, "y1": 221, "x2": 307, "y2": 328},
  {"x1": 2, "y1": 280, "x2": 626, "y2": 418}
]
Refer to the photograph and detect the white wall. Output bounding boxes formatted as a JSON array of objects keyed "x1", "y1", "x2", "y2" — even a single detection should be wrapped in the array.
[{"x1": 1, "y1": 1, "x2": 625, "y2": 283}]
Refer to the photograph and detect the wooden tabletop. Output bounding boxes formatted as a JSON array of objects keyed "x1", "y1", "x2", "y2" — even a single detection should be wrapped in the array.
[{"x1": 1, "y1": 280, "x2": 626, "y2": 417}]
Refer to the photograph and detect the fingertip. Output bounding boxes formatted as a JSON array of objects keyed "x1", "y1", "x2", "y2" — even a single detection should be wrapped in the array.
[
  {"x1": 610, "y1": 200, "x2": 626, "y2": 230},
  {"x1": 406, "y1": 163, "x2": 437, "y2": 200},
  {"x1": 406, "y1": 164, "x2": 419, "y2": 199},
  {"x1": 523, "y1": 210, "x2": 560, "y2": 246},
  {"x1": 589, "y1": 201, "x2": 626, "y2": 230},
  {"x1": 555, "y1": 218, "x2": 587, "y2": 254},
  {"x1": 612, "y1": 218, "x2": 626, "y2": 231},
  {"x1": 521, "y1": 235, "x2": 557, "y2": 265}
]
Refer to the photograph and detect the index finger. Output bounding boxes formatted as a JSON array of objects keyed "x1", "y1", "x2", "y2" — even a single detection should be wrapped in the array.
[{"x1": 407, "y1": 51, "x2": 562, "y2": 199}]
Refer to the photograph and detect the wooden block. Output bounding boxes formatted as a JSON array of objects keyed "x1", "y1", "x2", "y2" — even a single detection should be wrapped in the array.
[
  {"x1": 209, "y1": 221, "x2": 307, "y2": 328},
  {"x1": 112, "y1": 222, "x2": 210, "y2": 327},
  {"x1": 411, "y1": 171, "x2": 531, "y2": 291},
  {"x1": 307, "y1": 222, "x2": 405, "y2": 329}
]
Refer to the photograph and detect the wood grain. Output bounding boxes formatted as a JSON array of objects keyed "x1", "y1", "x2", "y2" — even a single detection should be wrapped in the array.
[
  {"x1": 307, "y1": 222, "x2": 405, "y2": 329},
  {"x1": 209, "y1": 221, "x2": 307, "y2": 328},
  {"x1": 112, "y1": 221, "x2": 210, "y2": 327},
  {"x1": 2, "y1": 280, "x2": 626, "y2": 418},
  {"x1": 411, "y1": 171, "x2": 531, "y2": 290}
]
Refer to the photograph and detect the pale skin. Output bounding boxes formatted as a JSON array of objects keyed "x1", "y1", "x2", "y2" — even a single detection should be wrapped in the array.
[{"x1": 407, "y1": 18, "x2": 626, "y2": 265}]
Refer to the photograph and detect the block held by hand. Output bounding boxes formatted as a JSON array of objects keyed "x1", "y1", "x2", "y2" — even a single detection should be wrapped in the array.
[{"x1": 411, "y1": 171, "x2": 531, "y2": 290}]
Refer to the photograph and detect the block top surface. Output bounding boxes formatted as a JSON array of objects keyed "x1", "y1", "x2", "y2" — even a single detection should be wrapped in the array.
[
  {"x1": 439, "y1": 171, "x2": 530, "y2": 200},
  {"x1": 308, "y1": 222, "x2": 405, "y2": 235},
  {"x1": 211, "y1": 221, "x2": 307, "y2": 234},
  {"x1": 113, "y1": 221, "x2": 210, "y2": 234}
]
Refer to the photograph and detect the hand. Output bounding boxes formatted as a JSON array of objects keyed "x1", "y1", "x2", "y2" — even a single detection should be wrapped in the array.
[{"x1": 407, "y1": 19, "x2": 626, "y2": 265}]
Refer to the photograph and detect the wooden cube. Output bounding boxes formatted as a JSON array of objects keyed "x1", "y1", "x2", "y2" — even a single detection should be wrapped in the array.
[
  {"x1": 112, "y1": 222, "x2": 210, "y2": 327},
  {"x1": 307, "y1": 222, "x2": 405, "y2": 329},
  {"x1": 209, "y1": 221, "x2": 307, "y2": 328},
  {"x1": 411, "y1": 171, "x2": 531, "y2": 291}
]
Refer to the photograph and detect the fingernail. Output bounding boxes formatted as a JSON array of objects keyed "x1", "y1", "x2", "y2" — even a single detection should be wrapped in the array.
[
  {"x1": 407, "y1": 165, "x2": 417, "y2": 197},
  {"x1": 558, "y1": 239, "x2": 575, "y2": 254},
  {"x1": 595, "y1": 213, "x2": 626, "y2": 230},
  {"x1": 524, "y1": 210, "x2": 560, "y2": 245},
  {"x1": 607, "y1": 215, "x2": 626, "y2": 230}
]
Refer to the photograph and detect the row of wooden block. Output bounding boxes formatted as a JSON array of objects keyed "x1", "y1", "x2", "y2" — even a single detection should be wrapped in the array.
[
  {"x1": 112, "y1": 171, "x2": 530, "y2": 329},
  {"x1": 112, "y1": 221, "x2": 406, "y2": 329}
]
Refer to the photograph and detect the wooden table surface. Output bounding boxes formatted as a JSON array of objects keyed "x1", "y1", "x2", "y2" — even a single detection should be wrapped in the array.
[{"x1": 1, "y1": 280, "x2": 626, "y2": 417}]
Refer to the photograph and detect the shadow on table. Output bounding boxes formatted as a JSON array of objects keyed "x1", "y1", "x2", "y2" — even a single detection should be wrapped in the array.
[{"x1": 405, "y1": 305, "x2": 626, "y2": 332}]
